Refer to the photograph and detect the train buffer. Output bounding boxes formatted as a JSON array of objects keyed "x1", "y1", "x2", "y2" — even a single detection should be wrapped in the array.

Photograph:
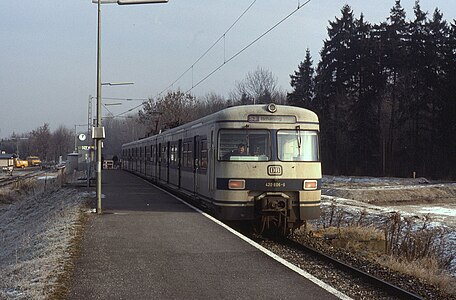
[{"x1": 67, "y1": 169, "x2": 346, "y2": 299}]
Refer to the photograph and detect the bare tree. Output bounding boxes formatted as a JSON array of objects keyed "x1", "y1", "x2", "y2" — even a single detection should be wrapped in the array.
[
  {"x1": 139, "y1": 90, "x2": 197, "y2": 135},
  {"x1": 230, "y1": 66, "x2": 285, "y2": 104},
  {"x1": 30, "y1": 123, "x2": 51, "y2": 161},
  {"x1": 193, "y1": 92, "x2": 229, "y2": 119},
  {"x1": 103, "y1": 115, "x2": 146, "y2": 157},
  {"x1": 51, "y1": 125, "x2": 73, "y2": 162}
]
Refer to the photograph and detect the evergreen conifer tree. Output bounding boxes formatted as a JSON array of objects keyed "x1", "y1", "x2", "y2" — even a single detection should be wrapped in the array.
[{"x1": 288, "y1": 49, "x2": 314, "y2": 109}]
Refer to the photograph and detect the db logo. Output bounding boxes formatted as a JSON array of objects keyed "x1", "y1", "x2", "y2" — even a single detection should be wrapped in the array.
[{"x1": 268, "y1": 165, "x2": 282, "y2": 176}]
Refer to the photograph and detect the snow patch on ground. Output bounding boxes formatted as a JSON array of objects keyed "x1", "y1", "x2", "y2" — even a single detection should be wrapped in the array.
[
  {"x1": 417, "y1": 207, "x2": 456, "y2": 217},
  {"x1": 320, "y1": 176, "x2": 456, "y2": 274},
  {"x1": 36, "y1": 175, "x2": 58, "y2": 180}
]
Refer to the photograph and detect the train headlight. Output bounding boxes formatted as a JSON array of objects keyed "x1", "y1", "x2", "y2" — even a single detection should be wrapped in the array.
[
  {"x1": 229, "y1": 179, "x2": 245, "y2": 190},
  {"x1": 267, "y1": 103, "x2": 277, "y2": 113},
  {"x1": 303, "y1": 180, "x2": 317, "y2": 190}
]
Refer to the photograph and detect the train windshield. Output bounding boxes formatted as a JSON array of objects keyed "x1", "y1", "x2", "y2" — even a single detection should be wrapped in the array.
[
  {"x1": 218, "y1": 129, "x2": 270, "y2": 161},
  {"x1": 277, "y1": 130, "x2": 319, "y2": 161}
]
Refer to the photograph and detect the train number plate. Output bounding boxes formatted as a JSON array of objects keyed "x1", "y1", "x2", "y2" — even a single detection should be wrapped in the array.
[{"x1": 267, "y1": 165, "x2": 282, "y2": 176}]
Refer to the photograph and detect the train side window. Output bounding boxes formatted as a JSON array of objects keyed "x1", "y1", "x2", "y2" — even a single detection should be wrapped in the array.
[
  {"x1": 200, "y1": 139, "x2": 208, "y2": 170},
  {"x1": 183, "y1": 143, "x2": 188, "y2": 168},
  {"x1": 161, "y1": 144, "x2": 167, "y2": 164},
  {"x1": 182, "y1": 141, "x2": 193, "y2": 168},
  {"x1": 170, "y1": 143, "x2": 178, "y2": 166}
]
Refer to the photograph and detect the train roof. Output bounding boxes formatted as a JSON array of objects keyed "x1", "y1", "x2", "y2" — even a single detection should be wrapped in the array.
[{"x1": 122, "y1": 104, "x2": 318, "y2": 148}]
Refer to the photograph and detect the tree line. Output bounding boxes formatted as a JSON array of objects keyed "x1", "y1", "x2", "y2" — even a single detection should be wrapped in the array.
[
  {"x1": 138, "y1": 66, "x2": 285, "y2": 136},
  {"x1": 288, "y1": 1, "x2": 456, "y2": 179},
  {"x1": 0, "y1": 124, "x2": 74, "y2": 163}
]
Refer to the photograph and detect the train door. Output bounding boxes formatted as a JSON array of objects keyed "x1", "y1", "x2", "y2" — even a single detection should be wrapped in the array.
[
  {"x1": 193, "y1": 135, "x2": 200, "y2": 194},
  {"x1": 152, "y1": 143, "x2": 157, "y2": 181},
  {"x1": 144, "y1": 145, "x2": 147, "y2": 176},
  {"x1": 135, "y1": 147, "x2": 139, "y2": 172},
  {"x1": 209, "y1": 128, "x2": 215, "y2": 192},
  {"x1": 158, "y1": 143, "x2": 162, "y2": 180},
  {"x1": 138, "y1": 146, "x2": 141, "y2": 173},
  {"x1": 178, "y1": 139, "x2": 182, "y2": 188},
  {"x1": 195, "y1": 135, "x2": 208, "y2": 195},
  {"x1": 166, "y1": 141, "x2": 170, "y2": 183}
]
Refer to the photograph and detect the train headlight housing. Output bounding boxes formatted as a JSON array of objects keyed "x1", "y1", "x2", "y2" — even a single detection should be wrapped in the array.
[
  {"x1": 228, "y1": 179, "x2": 245, "y2": 190},
  {"x1": 267, "y1": 103, "x2": 277, "y2": 113},
  {"x1": 303, "y1": 180, "x2": 317, "y2": 190}
]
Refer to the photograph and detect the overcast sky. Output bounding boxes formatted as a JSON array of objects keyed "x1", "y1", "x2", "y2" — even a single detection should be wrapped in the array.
[{"x1": 1, "y1": 0, "x2": 455, "y2": 139}]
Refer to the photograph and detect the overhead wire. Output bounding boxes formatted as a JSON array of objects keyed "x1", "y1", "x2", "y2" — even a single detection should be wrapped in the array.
[
  {"x1": 112, "y1": 0, "x2": 257, "y2": 119},
  {"x1": 102, "y1": 103, "x2": 114, "y2": 117},
  {"x1": 114, "y1": 102, "x2": 147, "y2": 117},
  {"x1": 185, "y1": 0, "x2": 312, "y2": 94},
  {"x1": 102, "y1": 96, "x2": 148, "y2": 101},
  {"x1": 157, "y1": 0, "x2": 257, "y2": 97},
  {"x1": 113, "y1": 0, "x2": 312, "y2": 119}
]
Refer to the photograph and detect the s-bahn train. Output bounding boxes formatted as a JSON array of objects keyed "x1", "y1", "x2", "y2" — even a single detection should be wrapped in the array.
[{"x1": 121, "y1": 103, "x2": 321, "y2": 234}]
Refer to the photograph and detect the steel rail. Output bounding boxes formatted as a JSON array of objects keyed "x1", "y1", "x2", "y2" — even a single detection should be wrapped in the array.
[
  {"x1": 0, "y1": 170, "x2": 47, "y2": 188},
  {"x1": 284, "y1": 237, "x2": 425, "y2": 300}
]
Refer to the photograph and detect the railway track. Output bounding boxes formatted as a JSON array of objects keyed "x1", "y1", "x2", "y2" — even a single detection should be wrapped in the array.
[
  {"x1": 285, "y1": 236, "x2": 424, "y2": 299},
  {"x1": 230, "y1": 226, "x2": 430, "y2": 300},
  {"x1": 0, "y1": 170, "x2": 47, "y2": 188}
]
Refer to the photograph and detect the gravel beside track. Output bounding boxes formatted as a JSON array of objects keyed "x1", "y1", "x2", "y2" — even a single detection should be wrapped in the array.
[{"x1": 246, "y1": 232, "x2": 454, "y2": 300}]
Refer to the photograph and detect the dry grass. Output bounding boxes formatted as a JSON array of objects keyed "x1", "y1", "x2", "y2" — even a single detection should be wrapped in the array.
[
  {"x1": 318, "y1": 225, "x2": 384, "y2": 241},
  {"x1": 384, "y1": 212, "x2": 454, "y2": 269},
  {"x1": 311, "y1": 225, "x2": 386, "y2": 254},
  {"x1": 378, "y1": 256, "x2": 456, "y2": 296},
  {"x1": 314, "y1": 203, "x2": 456, "y2": 296},
  {"x1": 12, "y1": 178, "x2": 38, "y2": 195}
]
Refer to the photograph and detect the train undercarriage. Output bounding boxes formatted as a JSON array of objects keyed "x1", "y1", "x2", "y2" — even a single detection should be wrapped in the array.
[{"x1": 254, "y1": 192, "x2": 304, "y2": 236}]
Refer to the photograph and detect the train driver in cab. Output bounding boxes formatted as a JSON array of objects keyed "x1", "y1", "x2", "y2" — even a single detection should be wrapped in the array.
[
  {"x1": 224, "y1": 143, "x2": 248, "y2": 160},
  {"x1": 233, "y1": 143, "x2": 247, "y2": 155}
]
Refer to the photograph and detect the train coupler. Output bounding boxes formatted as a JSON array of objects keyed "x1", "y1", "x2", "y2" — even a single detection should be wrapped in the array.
[{"x1": 255, "y1": 192, "x2": 293, "y2": 235}]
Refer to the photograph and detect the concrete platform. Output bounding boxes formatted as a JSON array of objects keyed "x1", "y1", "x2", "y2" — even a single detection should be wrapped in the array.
[{"x1": 68, "y1": 169, "x2": 345, "y2": 299}]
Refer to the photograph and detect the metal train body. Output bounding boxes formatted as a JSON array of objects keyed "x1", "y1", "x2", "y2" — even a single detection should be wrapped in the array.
[{"x1": 121, "y1": 103, "x2": 321, "y2": 234}]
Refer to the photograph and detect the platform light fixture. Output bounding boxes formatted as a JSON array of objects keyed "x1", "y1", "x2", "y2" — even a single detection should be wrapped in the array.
[{"x1": 93, "y1": 0, "x2": 169, "y2": 214}]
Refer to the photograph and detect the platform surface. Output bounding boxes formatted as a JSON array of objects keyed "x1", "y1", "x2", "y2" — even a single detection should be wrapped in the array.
[{"x1": 68, "y1": 169, "x2": 342, "y2": 299}]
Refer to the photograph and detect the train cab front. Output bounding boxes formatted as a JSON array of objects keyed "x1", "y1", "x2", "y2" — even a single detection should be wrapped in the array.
[{"x1": 214, "y1": 103, "x2": 322, "y2": 234}]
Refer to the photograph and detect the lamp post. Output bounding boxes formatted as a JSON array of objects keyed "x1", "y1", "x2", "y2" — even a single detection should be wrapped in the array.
[{"x1": 93, "y1": 0, "x2": 168, "y2": 214}]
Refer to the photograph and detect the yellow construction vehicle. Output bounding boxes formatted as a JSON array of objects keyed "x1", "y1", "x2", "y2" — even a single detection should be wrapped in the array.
[
  {"x1": 14, "y1": 157, "x2": 29, "y2": 168},
  {"x1": 27, "y1": 156, "x2": 41, "y2": 166}
]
